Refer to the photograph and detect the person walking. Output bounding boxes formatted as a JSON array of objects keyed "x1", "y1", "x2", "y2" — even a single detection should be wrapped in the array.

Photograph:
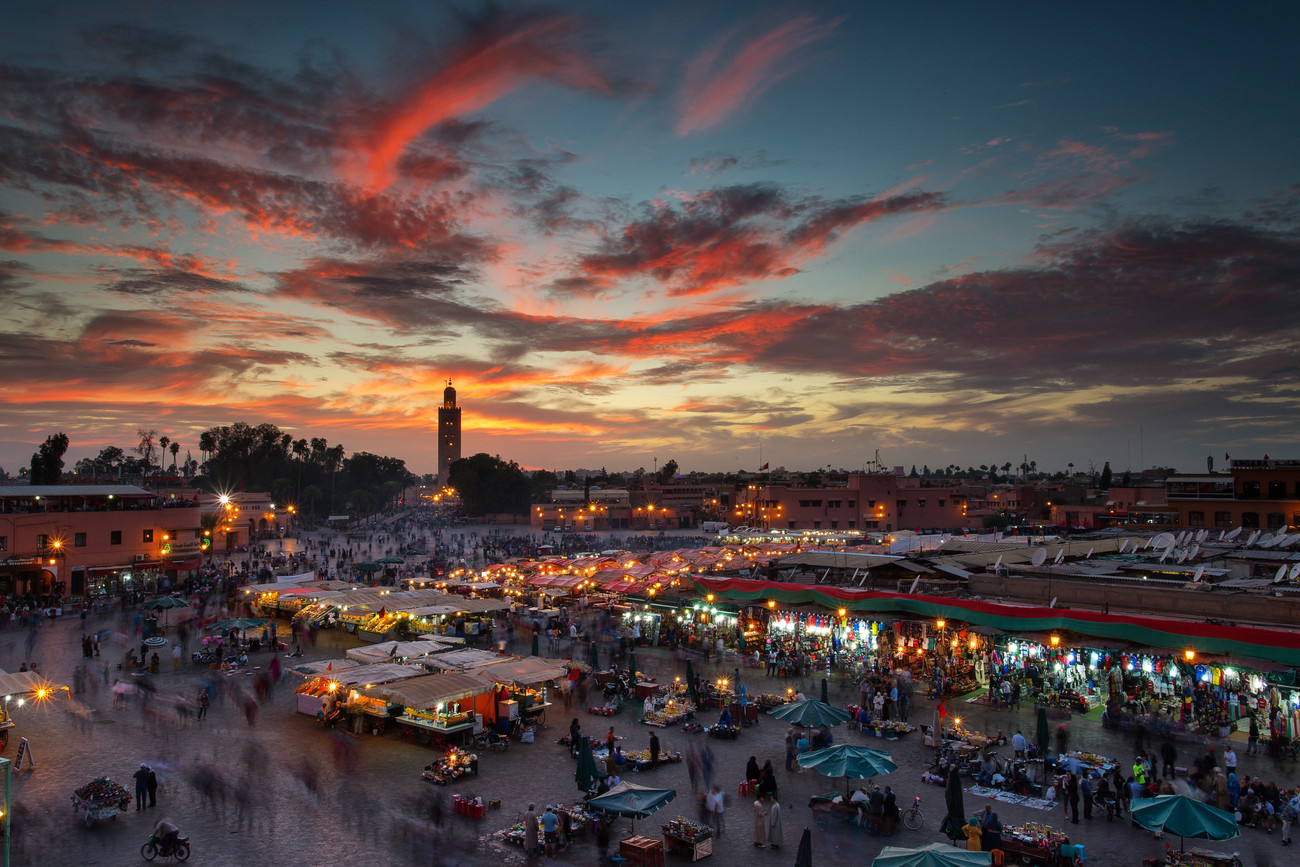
[
  {"x1": 752, "y1": 798, "x2": 768, "y2": 848},
  {"x1": 197, "y1": 688, "x2": 209, "y2": 721},
  {"x1": 1160, "y1": 739, "x2": 1177, "y2": 779},
  {"x1": 649, "y1": 731, "x2": 660, "y2": 768},
  {"x1": 1081, "y1": 772, "x2": 1094, "y2": 820},
  {"x1": 784, "y1": 727, "x2": 796, "y2": 771},
  {"x1": 1247, "y1": 715, "x2": 1260, "y2": 757},
  {"x1": 706, "y1": 785, "x2": 726, "y2": 837},
  {"x1": 1066, "y1": 772, "x2": 1080, "y2": 824},
  {"x1": 1222, "y1": 744, "x2": 1237, "y2": 778}
]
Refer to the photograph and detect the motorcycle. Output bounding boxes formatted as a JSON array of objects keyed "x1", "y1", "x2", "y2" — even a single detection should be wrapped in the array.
[
  {"x1": 471, "y1": 730, "x2": 509, "y2": 752},
  {"x1": 141, "y1": 833, "x2": 190, "y2": 861}
]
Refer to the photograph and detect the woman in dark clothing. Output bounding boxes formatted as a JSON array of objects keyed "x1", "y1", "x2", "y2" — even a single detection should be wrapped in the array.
[
  {"x1": 746, "y1": 756, "x2": 761, "y2": 782},
  {"x1": 757, "y1": 769, "x2": 778, "y2": 801}
]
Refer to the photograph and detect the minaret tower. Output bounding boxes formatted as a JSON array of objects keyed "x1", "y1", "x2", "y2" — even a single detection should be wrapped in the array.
[{"x1": 437, "y1": 379, "x2": 461, "y2": 485}]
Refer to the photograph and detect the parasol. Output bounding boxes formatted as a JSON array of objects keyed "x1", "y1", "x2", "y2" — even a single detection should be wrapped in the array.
[
  {"x1": 575, "y1": 736, "x2": 604, "y2": 793},
  {"x1": 685, "y1": 659, "x2": 698, "y2": 704},
  {"x1": 941, "y1": 767, "x2": 965, "y2": 843},
  {"x1": 206, "y1": 618, "x2": 267, "y2": 633},
  {"x1": 531, "y1": 631, "x2": 539, "y2": 657},
  {"x1": 627, "y1": 651, "x2": 637, "y2": 683},
  {"x1": 793, "y1": 827, "x2": 813, "y2": 867},
  {"x1": 821, "y1": 677, "x2": 829, "y2": 704},
  {"x1": 353, "y1": 562, "x2": 382, "y2": 573},
  {"x1": 587, "y1": 781, "x2": 676, "y2": 833},
  {"x1": 377, "y1": 557, "x2": 404, "y2": 564},
  {"x1": 589, "y1": 640, "x2": 600, "y2": 670},
  {"x1": 1130, "y1": 794, "x2": 1240, "y2": 851},
  {"x1": 769, "y1": 698, "x2": 851, "y2": 728},
  {"x1": 871, "y1": 843, "x2": 992, "y2": 867},
  {"x1": 797, "y1": 744, "x2": 897, "y2": 799}
]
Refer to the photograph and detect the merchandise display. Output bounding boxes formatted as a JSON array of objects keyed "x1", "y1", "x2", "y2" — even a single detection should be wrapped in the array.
[{"x1": 421, "y1": 747, "x2": 479, "y2": 784}]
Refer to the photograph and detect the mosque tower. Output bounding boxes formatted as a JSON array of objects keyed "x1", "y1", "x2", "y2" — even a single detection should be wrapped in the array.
[{"x1": 437, "y1": 379, "x2": 461, "y2": 485}]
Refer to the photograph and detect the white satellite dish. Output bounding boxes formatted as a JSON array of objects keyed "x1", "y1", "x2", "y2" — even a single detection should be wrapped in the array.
[
  {"x1": 1276, "y1": 566, "x2": 1288, "y2": 583},
  {"x1": 1118, "y1": 540, "x2": 1129, "y2": 553},
  {"x1": 1246, "y1": 531, "x2": 1260, "y2": 547},
  {"x1": 1054, "y1": 550, "x2": 1065, "y2": 564},
  {"x1": 1031, "y1": 548, "x2": 1047, "y2": 567},
  {"x1": 993, "y1": 555, "x2": 1003, "y2": 570},
  {"x1": 1261, "y1": 535, "x2": 1279, "y2": 549},
  {"x1": 1176, "y1": 549, "x2": 1188, "y2": 563},
  {"x1": 1217, "y1": 530, "x2": 1225, "y2": 541},
  {"x1": 1192, "y1": 565, "x2": 1205, "y2": 583},
  {"x1": 1196, "y1": 530, "x2": 1208, "y2": 543},
  {"x1": 1188, "y1": 545, "x2": 1199, "y2": 560},
  {"x1": 1290, "y1": 563, "x2": 1300, "y2": 581},
  {"x1": 1177, "y1": 531, "x2": 1189, "y2": 546},
  {"x1": 1160, "y1": 546, "x2": 1172, "y2": 563},
  {"x1": 1152, "y1": 533, "x2": 1175, "y2": 550},
  {"x1": 1225, "y1": 527, "x2": 1242, "y2": 541},
  {"x1": 1086, "y1": 548, "x2": 1094, "y2": 559}
]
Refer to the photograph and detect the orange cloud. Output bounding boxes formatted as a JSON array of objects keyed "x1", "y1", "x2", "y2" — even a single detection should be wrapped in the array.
[{"x1": 677, "y1": 15, "x2": 840, "y2": 136}]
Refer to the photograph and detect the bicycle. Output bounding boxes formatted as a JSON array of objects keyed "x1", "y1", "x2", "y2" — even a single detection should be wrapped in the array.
[{"x1": 902, "y1": 795, "x2": 923, "y2": 830}]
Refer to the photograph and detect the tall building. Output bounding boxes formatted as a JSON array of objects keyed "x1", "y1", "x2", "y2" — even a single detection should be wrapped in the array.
[{"x1": 437, "y1": 379, "x2": 462, "y2": 485}]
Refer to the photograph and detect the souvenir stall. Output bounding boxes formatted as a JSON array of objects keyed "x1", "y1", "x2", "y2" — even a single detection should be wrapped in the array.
[
  {"x1": 661, "y1": 816, "x2": 713, "y2": 860},
  {"x1": 762, "y1": 609, "x2": 843, "y2": 677},
  {"x1": 640, "y1": 691, "x2": 697, "y2": 727},
  {"x1": 998, "y1": 821, "x2": 1072, "y2": 865},
  {"x1": 293, "y1": 662, "x2": 419, "y2": 721},
  {"x1": 364, "y1": 671, "x2": 496, "y2": 746},
  {"x1": 498, "y1": 803, "x2": 597, "y2": 848}
]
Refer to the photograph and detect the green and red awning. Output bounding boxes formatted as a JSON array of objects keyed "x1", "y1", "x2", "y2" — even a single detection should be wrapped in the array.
[{"x1": 691, "y1": 576, "x2": 1300, "y2": 669}]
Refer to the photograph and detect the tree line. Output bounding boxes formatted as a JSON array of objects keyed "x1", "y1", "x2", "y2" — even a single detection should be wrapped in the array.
[{"x1": 22, "y1": 424, "x2": 420, "y2": 520}]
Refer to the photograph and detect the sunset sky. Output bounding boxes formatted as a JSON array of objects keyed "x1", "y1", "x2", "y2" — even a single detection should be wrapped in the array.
[{"x1": 2, "y1": 2, "x2": 1298, "y2": 478}]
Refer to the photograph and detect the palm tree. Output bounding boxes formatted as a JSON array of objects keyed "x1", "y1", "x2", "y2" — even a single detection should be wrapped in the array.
[
  {"x1": 170, "y1": 441, "x2": 180, "y2": 474},
  {"x1": 302, "y1": 485, "x2": 324, "y2": 517},
  {"x1": 158, "y1": 436, "x2": 169, "y2": 475}
]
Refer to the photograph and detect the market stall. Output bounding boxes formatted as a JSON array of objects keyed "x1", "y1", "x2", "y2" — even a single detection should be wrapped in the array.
[
  {"x1": 421, "y1": 746, "x2": 478, "y2": 784},
  {"x1": 71, "y1": 777, "x2": 131, "y2": 826},
  {"x1": 479, "y1": 657, "x2": 567, "y2": 731},
  {"x1": 661, "y1": 816, "x2": 713, "y2": 860},
  {"x1": 364, "y1": 671, "x2": 496, "y2": 746},
  {"x1": 345, "y1": 638, "x2": 457, "y2": 666},
  {"x1": 999, "y1": 821, "x2": 1071, "y2": 865}
]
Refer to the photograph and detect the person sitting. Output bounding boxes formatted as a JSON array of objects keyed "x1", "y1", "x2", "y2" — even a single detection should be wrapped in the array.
[
  {"x1": 718, "y1": 706, "x2": 732, "y2": 728},
  {"x1": 607, "y1": 771, "x2": 622, "y2": 788},
  {"x1": 613, "y1": 746, "x2": 627, "y2": 766}
]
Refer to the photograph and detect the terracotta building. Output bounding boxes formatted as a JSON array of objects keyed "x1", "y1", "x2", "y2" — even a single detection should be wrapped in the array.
[{"x1": 1167, "y1": 458, "x2": 1300, "y2": 531}]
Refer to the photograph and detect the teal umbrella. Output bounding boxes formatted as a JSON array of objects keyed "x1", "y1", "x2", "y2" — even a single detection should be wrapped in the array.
[
  {"x1": 797, "y1": 744, "x2": 897, "y2": 799},
  {"x1": 377, "y1": 557, "x2": 404, "y2": 564},
  {"x1": 402, "y1": 549, "x2": 426, "y2": 557},
  {"x1": 942, "y1": 767, "x2": 965, "y2": 844},
  {"x1": 587, "y1": 781, "x2": 676, "y2": 832},
  {"x1": 821, "y1": 677, "x2": 829, "y2": 703},
  {"x1": 770, "y1": 698, "x2": 851, "y2": 728},
  {"x1": 872, "y1": 843, "x2": 991, "y2": 867},
  {"x1": 354, "y1": 562, "x2": 382, "y2": 573},
  {"x1": 206, "y1": 618, "x2": 267, "y2": 632},
  {"x1": 143, "y1": 596, "x2": 189, "y2": 610},
  {"x1": 628, "y1": 651, "x2": 638, "y2": 683},
  {"x1": 589, "y1": 640, "x2": 600, "y2": 670},
  {"x1": 531, "y1": 631, "x2": 540, "y2": 657},
  {"x1": 1036, "y1": 705, "x2": 1050, "y2": 759},
  {"x1": 685, "y1": 660, "x2": 698, "y2": 703},
  {"x1": 575, "y1": 736, "x2": 604, "y2": 793},
  {"x1": 1131, "y1": 795, "x2": 1240, "y2": 851}
]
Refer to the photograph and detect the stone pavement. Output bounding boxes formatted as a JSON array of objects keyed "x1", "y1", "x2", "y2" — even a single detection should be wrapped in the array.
[{"x1": 4, "y1": 603, "x2": 1296, "y2": 866}]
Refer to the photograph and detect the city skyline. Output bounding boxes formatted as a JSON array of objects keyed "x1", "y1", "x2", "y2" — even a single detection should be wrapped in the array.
[{"x1": 2, "y1": 2, "x2": 1298, "y2": 478}]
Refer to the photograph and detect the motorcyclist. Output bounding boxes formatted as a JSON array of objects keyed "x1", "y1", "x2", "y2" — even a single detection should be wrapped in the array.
[{"x1": 153, "y1": 817, "x2": 180, "y2": 853}]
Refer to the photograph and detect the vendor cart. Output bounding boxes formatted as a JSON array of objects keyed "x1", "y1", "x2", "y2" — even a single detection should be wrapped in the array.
[{"x1": 70, "y1": 777, "x2": 132, "y2": 826}]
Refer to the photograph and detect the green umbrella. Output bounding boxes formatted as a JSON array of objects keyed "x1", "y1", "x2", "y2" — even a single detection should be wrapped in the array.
[
  {"x1": 872, "y1": 843, "x2": 991, "y2": 867},
  {"x1": 1131, "y1": 795, "x2": 1240, "y2": 851},
  {"x1": 1036, "y1": 705, "x2": 1050, "y2": 760},
  {"x1": 587, "y1": 781, "x2": 676, "y2": 833},
  {"x1": 377, "y1": 557, "x2": 404, "y2": 564},
  {"x1": 942, "y1": 767, "x2": 965, "y2": 843},
  {"x1": 354, "y1": 562, "x2": 382, "y2": 573},
  {"x1": 575, "y1": 735, "x2": 604, "y2": 793},
  {"x1": 628, "y1": 651, "x2": 638, "y2": 683},
  {"x1": 531, "y1": 631, "x2": 539, "y2": 657},
  {"x1": 685, "y1": 659, "x2": 698, "y2": 703},
  {"x1": 143, "y1": 596, "x2": 189, "y2": 610},
  {"x1": 769, "y1": 698, "x2": 851, "y2": 728},
  {"x1": 797, "y1": 744, "x2": 897, "y2": 799},
  {"x1": 589, "y1": 640, "x2": 600, "y2": 670},
  {"x1": 821, "y1": 677, "x2": 829, "y2": 703},
  {"x1": 794, "y1": 827, "x2": 813, "y2": 867},
  {"x1": 402, "y1": 549, "x2": 427, "y2": 557},
  {"x1": 206, "y1": 618, "x2": 267, "y2": 632}
]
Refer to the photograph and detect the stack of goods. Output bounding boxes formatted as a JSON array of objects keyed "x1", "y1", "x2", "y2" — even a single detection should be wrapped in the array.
[
  {"x1": 453, "y1": 793, "x2": 486, "y2": 818},
  {"x1": 1065, "y1": 750, "x2": 1116, "y2": 771},
  {"x1": 349, "y1": 695, "x2": 390, "y2": 715},
  {"x1": 662, "y1": 816, "x2": 713, "y2": 842},
  {"x1": 755, "y1": 693, "x2": 788, "y2": 710},
  {"x1": 587, "y1": 704, "x2": 618, "y2": 716},
  {"x1": 626, "y1": 748, "x2": 683, "y2": 770},
  {"x1": 642, "y1": 697, "x2": 696, "y2": 727},
  {"x1": 72, "y1": 777, "x2": 131, "y2": 810},
  {"x1": 705, "y1": 723, "x2": 739, "y2": 739},
  {"x1": 402, "y1": 707, "x2": 438, "y2": 724},
  {"x1": 498, "y1": 821, "x2": 528, "y2": 847},
  {"x1": 362, "y1": 612, "x2": 403, "y2": 633},
  {"x1": 295, "y1": 677, "x2": 337, "y2": 698},
  {"x1": 1002, "y1": 821, "x2": 1068, "y2": 850},
  {"x1": 422, "y1": 748, "x2": 479, "y2": 784},
  {"x1": 866, "y1": 720, "x2": 916, "y2": 736}
]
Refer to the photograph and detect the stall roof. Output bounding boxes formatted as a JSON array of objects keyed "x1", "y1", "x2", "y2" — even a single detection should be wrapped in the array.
[
  {"x1": 0, "y1": 670, "x2": 44, "y2": 697},
  {"x1": 478, "y1": 657, "x2": 569, "y2": 685},
  {"x1": 332, "y1": 663, "x2": 427, "y2": 687},
  {"x1": 289, "y1": 659, "x2": 361, "y2": 677},
  {"x1": 424, "y1": 648, "x2": 508, "y2": 671},
  {"x1": 362, "y1": 672, "x2": 494, "y2": 708},
  {"x1": 346, "y1": 639, "x2": 456, "y2": 664}
]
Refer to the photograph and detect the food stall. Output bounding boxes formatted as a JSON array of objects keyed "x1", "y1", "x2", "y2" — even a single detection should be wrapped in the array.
[
  {"x1": 478, "y1": 657, "x2": 568, "y2": 731},
  {"x1": 999, "y1": 821, "x2": 1071, "y2": 865},
  {"x1": 661, "y1": 816, "x2": 713, "y2": 860},
  {"x1": 641, "y1": 695, "x2": 696, "y2": 727},
  {"x1": 364, "y1": 671, "x2": 496, "y2": 746}
]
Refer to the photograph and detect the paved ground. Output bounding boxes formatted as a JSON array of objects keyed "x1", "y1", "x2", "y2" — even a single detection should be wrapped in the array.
[{"x1": 4, "y1": 527, "x2": 1296, "y2": 865}]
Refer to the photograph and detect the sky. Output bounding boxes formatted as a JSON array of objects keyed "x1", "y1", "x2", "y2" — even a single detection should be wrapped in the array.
[{"x1": 1, "y1": 1, "x2": 1298, "y2": 479}]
